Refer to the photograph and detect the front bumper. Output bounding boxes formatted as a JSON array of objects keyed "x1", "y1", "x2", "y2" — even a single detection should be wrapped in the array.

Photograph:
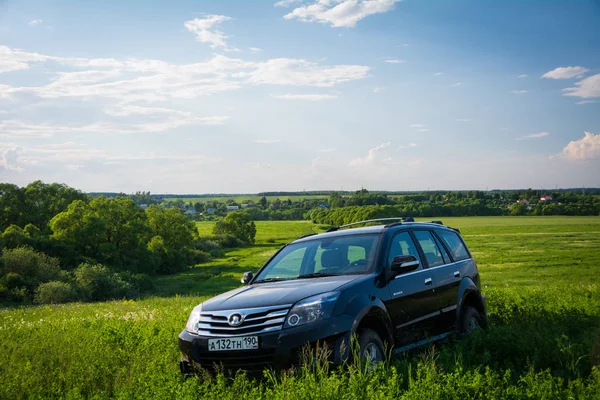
[{"x1": 179, "y1": 313, "x2": 355, "y2": 374}]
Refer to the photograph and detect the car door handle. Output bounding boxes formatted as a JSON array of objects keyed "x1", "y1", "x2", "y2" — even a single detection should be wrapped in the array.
[
  {"x1": 454, "y1": 271, "x2": 460, "y2": 278},
  {"x1": 424, "y1": 278, "x2": 433, "y2": 286}
]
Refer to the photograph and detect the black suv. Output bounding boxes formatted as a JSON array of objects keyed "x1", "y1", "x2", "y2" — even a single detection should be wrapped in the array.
[{"x1": 179, "y1": 218, "x2": 486, "y2": 374}]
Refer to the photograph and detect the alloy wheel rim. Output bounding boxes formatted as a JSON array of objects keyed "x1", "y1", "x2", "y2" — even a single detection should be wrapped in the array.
[{"x1": 363, "y1": 343, "x2": 382, "y2": 363}]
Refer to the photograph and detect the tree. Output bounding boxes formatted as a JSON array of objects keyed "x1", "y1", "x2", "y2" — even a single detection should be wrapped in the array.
[
  {"x1": 49, "y1": 199, "x2": 105, "y2": 260},
  {"x1": 0, "y1": 183, "x2": 25, "y2": 231},
  {"x1": 213, "y1": 211, "x2": 256, "y2": 244},
  {"x1": 49, "y1": 197, "x2": 154, "y2": 272},
  {"x1": 23, "y1": 181, "x2": 87, "y2": 230},
  {"x1": 259, "y1": 196, "x2": 268, "y2": 209},
  {"x1": 146, "y1": 206, "x2": 198, "y2": 273}
]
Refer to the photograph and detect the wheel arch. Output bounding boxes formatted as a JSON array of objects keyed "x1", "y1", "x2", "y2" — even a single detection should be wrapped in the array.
[
  {"x1": 456, "y1": 278, "x2": 487, "y2": 327},
  {"x1": 349, "y1": 297, "x2": 395, "y2": 350}
]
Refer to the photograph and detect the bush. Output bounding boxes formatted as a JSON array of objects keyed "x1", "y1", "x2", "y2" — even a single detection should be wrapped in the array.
[
  {"x1": 34, "y1": 281, "x2": 74, "y2": 304},
  {"x1": 189, "y1": 249, "x2": 211, "y2": 264},
  {"x1": 117, "y1": 271, "x2": 155, "y2": 293},
  {"x1": 213, "y1": 234, "x2": 244, "y2": 249},
  {"x1": 195, "y1": 237, "x2": 222, "y2": 253},
  {"x1": 3, "y1": 272, "x2": 27, "y2": 289},
  {"x1": 1, "y1": 247, "x2": 61, "y2": 289},
  {"x1": 74, "y1": 263, "x2": 136, "y2": 301}
]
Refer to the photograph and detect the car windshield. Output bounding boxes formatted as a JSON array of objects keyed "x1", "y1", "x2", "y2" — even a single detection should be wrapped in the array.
[{"x1": 254, "y1": 234, "x2": 380, "y2": 282}]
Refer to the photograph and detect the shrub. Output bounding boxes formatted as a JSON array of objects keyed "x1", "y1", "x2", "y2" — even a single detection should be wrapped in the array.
[
  {"x1": 189, "y1": 249, "x2": 211, "y2": 264},
  {"x1": 0, "y1": 282, "x2": 7, "y2": 300},
  {"x1": 1, "y1": 247, "x2": 61, "y2": 289},
  {"x1": 213, "y1": 234, "x2": 244, "y2": 249},
  {"x1": 34, "y1": 281, "x2": 74, "y2": 304},
  {"x1": 117, "y1": 271, "x2": 155, "y2": 293},
  {"x1": 195, "y1": 237, "x2": 222, "y2": 253},
  {"x1": 74, "y1": 263, "x2": 135, "y2": 301}
]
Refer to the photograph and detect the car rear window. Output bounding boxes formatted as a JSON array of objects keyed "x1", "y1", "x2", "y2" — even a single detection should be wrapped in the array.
[{"x1": 436, "y1": 230, "x2": 471, "y2": 261}]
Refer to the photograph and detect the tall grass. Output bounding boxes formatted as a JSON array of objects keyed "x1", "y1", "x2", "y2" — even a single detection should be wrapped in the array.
[{"x1": 1, "y1": 217, "x2": 600, "y2": 399}]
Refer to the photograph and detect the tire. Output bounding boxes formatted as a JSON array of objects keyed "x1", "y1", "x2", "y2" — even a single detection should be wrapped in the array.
[
  {"x1": 357, "y1": 328, "x2": 385, "y2": 366},
  {"x1": 460, "y1": 306, "x2": 483, "y2": 334}
]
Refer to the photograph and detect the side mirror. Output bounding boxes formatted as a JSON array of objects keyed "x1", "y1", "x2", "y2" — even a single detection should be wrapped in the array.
[
  {"x1": 391, "y1": 255, "x2": 419, "y2": 276},
  {"x1": 241, "y1": 271, "x2": 254, "y2": 285}
]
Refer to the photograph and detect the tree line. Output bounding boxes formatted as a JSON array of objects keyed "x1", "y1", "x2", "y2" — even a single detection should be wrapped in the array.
[{"x1": 0, "y1": 181, "x2": 256, "y2": 305}]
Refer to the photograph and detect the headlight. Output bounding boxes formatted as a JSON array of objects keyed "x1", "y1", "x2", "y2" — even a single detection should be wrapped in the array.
[
  {"x1": 185, "y1": 304, "x2": 203, "y2": 333},
  {"x1": 284, "y1": 292, "x2": 339, "y2": 328}
]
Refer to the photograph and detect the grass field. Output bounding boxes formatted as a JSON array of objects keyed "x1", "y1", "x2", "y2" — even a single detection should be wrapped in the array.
[
  {"x1": 1, "y1": 216, "x2": 600, "y2": 399},
  {"x1": 162, "y1": 195, "x2": 329, "y2": 203}
]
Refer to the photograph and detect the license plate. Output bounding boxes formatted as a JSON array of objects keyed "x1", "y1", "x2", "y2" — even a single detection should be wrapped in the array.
[{"x1": 208, "y1": 336, "x2": 259, "y2": 351}]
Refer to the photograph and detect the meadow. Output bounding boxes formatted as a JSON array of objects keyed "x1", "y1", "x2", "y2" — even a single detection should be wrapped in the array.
[
  {"x1": 162, "y1": 195, "x2": 329, "y2": 203},
  {"x1": 1, "y1": 216, "x2": 600, "y2": 399}
]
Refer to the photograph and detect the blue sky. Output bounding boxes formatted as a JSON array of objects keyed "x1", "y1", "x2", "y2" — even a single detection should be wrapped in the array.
[{"x1": 0, "y1": 0, "x2": 599, "y2": 193}]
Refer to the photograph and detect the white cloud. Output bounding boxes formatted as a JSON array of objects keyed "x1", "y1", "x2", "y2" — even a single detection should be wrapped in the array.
[
  {"x1": 283, "y1": 0, "x2": 400, "y2": 28},
  {"x1": 0, "y1": 46, "x2": 369, "y2": 101},
  {"x1": 248, "y1": 47, "x2": 262, "y2": 53},
  {"x1": 451, "y1": 82, "x2": 462, "y2": 87},
  {"x1": 541, "y1": 66, "x2": 589, "y2": 79},
  {"x1": 518, "y1": 74, "x2": 528, "y2": 78},
  {"x1": 433, "y1": 72, "x2": 443, "y2": 76},
  {"x1": 274, "y1": 0, "x2": 302, "y2": 7},
  {"x1": 28, "y1": 19, "x2": 42, "y2": 26},
  {"x1": 1, "y1": 146, "x2": 23, "y2": 172},
  {"x1": 104, "y1": 105, "x2": 191, "y2": 117},
  {"x1": 0, "y1": 116, "x2": 229, "y2": 138},
  {"x1": 184, "y1": 15, "x2": 238, "y2": 51},
  {"x1": 455, "y1": 118, "x2": 470, "y2": 122},
  {"x1": 384, "y1": 59, "x2": 404, "y2": 64},
  {"x1": 562, "y1": 73, "x2": 600, "y2": 99},
  {"x1": 416, "y1": 129, "x2": 430, "y2": 132},
  {"x1": 245, "y1": 58, "x2": 369, "y2": 87},
  {"x1": 397, "y1": 142, "x2": 417, "y2": 149},
  {"x1": 560, "y1": 132, "x2": 600, "y2": 160},
  {"x1": 271, "y1": 93, "x2": 337, "y2": 101},
  {"x1": 410, "y1": 124, "x2": 425, "y2": 128},
  {"x1": 511, "y1": 90, "x2": 528, "y2": 94},
  {"x1": 517, "y1": 132, "x2": 549, "y2": 140},
  {"x1": 254, "y1": 139, "x2": 282, "y2": 144},
  {"x1": 576, "y1": 100, "x2": 595, "y2": 105},
  {"x1": 373, "y1": 87, "x2": 384, "y2": 93},
  {"x1": 65, "y1": 164, "x2": 84, "y2": 170},
  {"x1": 317, "y1": 148, "x2": 337, "y2": 153},
  {"x1": 349, "y1": 142, "x2": 391, "y2": 166}
]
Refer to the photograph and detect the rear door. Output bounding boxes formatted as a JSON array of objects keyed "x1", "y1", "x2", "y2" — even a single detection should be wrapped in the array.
[
  {"x1": 434, "y1": 229, "x2": 475, "y2": 326},
  {"x1": 385, "y1": 231, "x2": 438, "y2": 345}
]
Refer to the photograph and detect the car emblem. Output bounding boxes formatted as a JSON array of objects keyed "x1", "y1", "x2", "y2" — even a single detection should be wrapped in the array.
[{"x1": 228, "y1": 313, "x2": 243, "y2": 327}]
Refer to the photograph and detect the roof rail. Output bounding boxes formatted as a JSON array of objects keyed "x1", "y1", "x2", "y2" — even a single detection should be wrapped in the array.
[
  {"x1": 430, "y1": 220, "x2": 443, "y2": 225},
  {"x1": 326, "y1": 217, "x2": 414, "y2": 232}
]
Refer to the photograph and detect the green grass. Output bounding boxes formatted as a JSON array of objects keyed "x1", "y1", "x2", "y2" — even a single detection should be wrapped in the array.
[{"x1": 1, "y1": 216, "x2": 600, "y2": 399}]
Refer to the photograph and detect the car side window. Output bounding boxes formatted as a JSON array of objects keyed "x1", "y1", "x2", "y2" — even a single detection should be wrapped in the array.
[
  {"x1": 413, "y1": 231, "x2": 445, "y2": 268},
  {"x1": 436, "y1": 230, "x2": 471, "y2": 261},
  {"x1": 388, "y1": 232, "x2": 421, "y2": 268},
  {"x1": 433, "y1": 235, "x2": 451, "y2": 264}
]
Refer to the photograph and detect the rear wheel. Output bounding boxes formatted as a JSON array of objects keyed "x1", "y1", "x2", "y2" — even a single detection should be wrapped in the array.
[
  {"x1": 460, "y1": 306, "x2": 483, "y2": 334},
  {"x1": 357, "y1": 328, "x2": 385, "y2": 366}
]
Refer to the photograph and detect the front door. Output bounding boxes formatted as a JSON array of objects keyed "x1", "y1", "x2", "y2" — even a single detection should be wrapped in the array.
[{"x1": 385, "y1": 231, "x2": 439, "y2": 346}]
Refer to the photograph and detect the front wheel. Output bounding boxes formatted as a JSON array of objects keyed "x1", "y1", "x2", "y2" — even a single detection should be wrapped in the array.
[
  {"x1": 357, "y1": 328, "x2": 385, "y2": 366},
  {"x1": 460, "y1": 306, "x2": 483, "y2": 334}
]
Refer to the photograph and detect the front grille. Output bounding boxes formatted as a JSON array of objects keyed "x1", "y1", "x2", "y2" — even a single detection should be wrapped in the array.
[
  {"x1": 196, "y1": 349, "x2": 277, "y2": 372},
  {"x1": 195, "y1": 304, "x2": 292, "y2": 337}
]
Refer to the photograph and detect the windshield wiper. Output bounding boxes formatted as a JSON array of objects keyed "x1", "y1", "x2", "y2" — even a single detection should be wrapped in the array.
[
  {"x1": 253, "y1": 277, "x2": 291, "y2": 284},
  {"x1": 297, "y1": 272, "x2": 340, "y2": 279}
]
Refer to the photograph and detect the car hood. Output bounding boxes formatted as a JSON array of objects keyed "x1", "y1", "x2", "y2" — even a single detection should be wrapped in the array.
[{"x1": 200, "y1": 275, "x2": 362, "y2": 311}]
